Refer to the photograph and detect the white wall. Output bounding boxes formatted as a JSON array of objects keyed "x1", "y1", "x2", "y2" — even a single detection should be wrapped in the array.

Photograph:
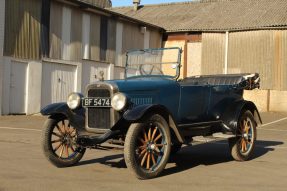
[
  {"x1": 0, "y1": 56, "x2": 116, "y2": 115},
  {"x1": 2, "y1": 57, "x2": 12, "y2": 114},
  {"x1": 26, "y1": 61, "x2": 42, "y2": 114}
]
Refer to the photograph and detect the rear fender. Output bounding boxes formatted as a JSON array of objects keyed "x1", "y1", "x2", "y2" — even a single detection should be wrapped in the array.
[
  {"x1": 41, "y1": 103, "x2": 86, "y2": 130},
  {"x1": 123, "y1": 104, "x2": 184, "y2": 143},
  {"x1": 221, "y1": 100, "x2": 262, "y2": 134}
]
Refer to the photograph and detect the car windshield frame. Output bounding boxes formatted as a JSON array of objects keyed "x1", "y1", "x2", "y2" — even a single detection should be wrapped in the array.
[{"x1": 124, "y1": 47, "x2": 182, "y2": 80}]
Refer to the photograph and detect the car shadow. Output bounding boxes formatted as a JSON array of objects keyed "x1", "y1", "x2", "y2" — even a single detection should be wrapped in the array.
[
  {"x1": 77, "y1": 154, "x2": 126, "y2": 168},
  {"x1": 160, "y1": 140, "x2": 284, "y2": 178},
  {"x1": 76, "y1": 140, "x2": 283, "y2": 176}
]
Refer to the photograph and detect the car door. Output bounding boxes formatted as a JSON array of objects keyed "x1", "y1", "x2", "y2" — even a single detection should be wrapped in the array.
[{"x1": 178, "y1": 84, "x2": 210, "y2": 124}]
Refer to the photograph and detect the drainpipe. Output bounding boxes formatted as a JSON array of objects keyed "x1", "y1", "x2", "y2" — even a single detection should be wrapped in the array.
[
  {"x1": 133, "y1": 0, "x2": 141, "y2": 11},
  {"x1": 224, "y1": 31, "x2": 229, "y2": 74}
]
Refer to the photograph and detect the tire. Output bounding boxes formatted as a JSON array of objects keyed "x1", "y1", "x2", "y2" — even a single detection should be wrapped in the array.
[
  {"x1": 124, "y1": 114, "x2": 171, "y2": 179},
  {"x1": 42, "y1": 117, "x2": 86, "y2": 167},
  {"x1": 228, "y1": 110, "x2": 257, "y2": 161},
  {"x1": 170, "y1": 143, "x2": 182, "y2": 155}
]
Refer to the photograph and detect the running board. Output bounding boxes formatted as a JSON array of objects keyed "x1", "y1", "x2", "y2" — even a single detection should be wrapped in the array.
[{"x1": 187, "y1": 133, "x2": 236, "y2": 146}]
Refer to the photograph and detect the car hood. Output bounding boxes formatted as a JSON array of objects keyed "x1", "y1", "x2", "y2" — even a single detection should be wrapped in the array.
[{"x1": 108, "y1": 77, "x2": 179, "y2": 93}]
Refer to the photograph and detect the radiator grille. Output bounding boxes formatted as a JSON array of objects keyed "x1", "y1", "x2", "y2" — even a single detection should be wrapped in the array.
[{"x1": 87, "y1": 88, "x2": 111, "y2": 129}]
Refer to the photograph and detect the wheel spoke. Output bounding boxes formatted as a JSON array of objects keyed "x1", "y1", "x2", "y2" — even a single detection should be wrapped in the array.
[
  {"x1": 139, "y1": 148, "x2": 147, "y2": 157},
  {"x1": 56, "y1": 125, "x2": 64, "y2": 135},
  {"x1": 147, "y1": 153, "x2": 151, "y2": 169},
  {"x1": 141, "y1": 152, "x2": 148, "y2": 167},
  {"x1": 148, "y1": 128, "x2": 151, "y2": 141},
  {"x1": 66, "y1": 145, "x2": 69, "y2": 158},
  {"x1": 59, "y1": 145, "x2": 64, "y2": 158},
  {"x1": 155, "y1": 144, "x2": 164, "y2": 147},
  {"x1": 138, "y1": 145, "x2": 146, "y2": 150},
  {"x1": 143, "y1": 129, "x2": 148, "y2": 142},
  {"x1": 241, "y1": 139, "x2": 247, "y2": 152},
  {"x1": 69, "y1": 128, "x2": 76, "y2": 136},
  {"x1": 70, "y1": 145, "x2": 75, "y2": 152},
  {"x1": 155, "y1": 146, "x2": 161, "y2": 153},
  {"x1": 53, "y1": 142, "x2": 63, "y2": 152},
  {"x1": 67, "y1": 123, "x2": 71, "y2": 133},
  {"x1": 62, "y1": 120, "x2": 68, "y2": 133},
  {"x1": 52, "y1": 132, "x2": 62, "y2": 138},
  {"x1": 51, "y1": 139, "x2": 62, "y2": 144},
  {"x1": 138, "y1": 138, "x2": 145, "y2": 145},
  {"x1": 151, "y1": 153, "x2": 156, "y2": 166},
  {"x1": 151, "y1": 127, "x2": 157, "y2": 141},
  {"x1": 153, "y1": 133, "x2": 162, "y2": 143}
]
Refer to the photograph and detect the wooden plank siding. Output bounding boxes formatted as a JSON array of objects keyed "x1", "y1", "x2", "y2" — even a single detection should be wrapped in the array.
[
  {"x1": 106, "y1": 18, "x2": 116, "y2": 64},
  {"x1": 49, "y1": 1, "x2": 62, "y2": 59},
  {"x1": 277, "y1": 30, "x2": 287, "y2": 91},
  {"x1": 149, "y1": 29, "x2": 162, "y2": 48},
  {"x1": 228, "y1": 31, "x2": 274, "y2": 90},
  {"x1": 122, "y1": 22, "x2": 144, "y2": 65},
  {"x1": 200, "y1": 30, "x2": 287, "y2": 90},
  {"x1": 90, "y1": 14, "x2": 101, "y2": 61},
  {"x1": 70, "y1": 8, "x2": 83, "y2": 61},
  {"x1": 4, "y1": 0, "x2": 41, "y2": 60},
  {"x1": 201, "y1": 33, "x2": 226, "y2": 75},
  {"x1": 4, "y1": 0, "x2": 162, "y2": 65}
]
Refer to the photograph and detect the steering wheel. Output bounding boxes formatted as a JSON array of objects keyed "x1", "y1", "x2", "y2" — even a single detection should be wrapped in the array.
[{"x1": 139, "y1": 64, "x2": 164, "y2": 75}]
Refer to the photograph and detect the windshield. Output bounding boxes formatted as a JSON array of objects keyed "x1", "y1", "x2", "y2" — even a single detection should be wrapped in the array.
[{"x1": 125, "y1": 47, "x2": 182, "y2": 79}]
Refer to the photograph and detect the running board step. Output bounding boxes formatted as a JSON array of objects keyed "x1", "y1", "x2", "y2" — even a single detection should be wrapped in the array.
[{"x1": 187, "y1": 133, "x2": 236, "y2": 146}]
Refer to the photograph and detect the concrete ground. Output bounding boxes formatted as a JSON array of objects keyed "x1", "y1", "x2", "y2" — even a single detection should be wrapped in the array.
[{"x1": 0, "y1": 112, "x2": 286, "y2": 191}]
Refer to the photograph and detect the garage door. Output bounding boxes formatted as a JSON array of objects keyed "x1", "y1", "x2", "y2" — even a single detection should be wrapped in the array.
[
  {"x1": 9, "y1": 61, "x2": 28, "y2": 114},
  {"x1": 41, "y1": 62, "x2": 77, "y2": 107}
]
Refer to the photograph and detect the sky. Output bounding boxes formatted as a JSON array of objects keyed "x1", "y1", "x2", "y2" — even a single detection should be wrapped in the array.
[{"x1": 111, "y1": 0, "x2": 191, "y2": 7}]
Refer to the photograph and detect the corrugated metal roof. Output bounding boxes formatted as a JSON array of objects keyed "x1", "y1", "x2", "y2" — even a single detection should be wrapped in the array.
[
  {"x1": 109, "y1": 0, "x2": 287, "y2": 32},
  {"x1": 75, "y1": 0, "x2": 112, "y2": 8},
  {"x1": 58, "y1": 0, "x2": 163, "y2": 30}
]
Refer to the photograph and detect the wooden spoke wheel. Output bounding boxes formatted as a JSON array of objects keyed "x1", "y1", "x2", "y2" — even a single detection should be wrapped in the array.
[
  {"x1": 229, "y1": 110, "x2": 257, "y2": 161},
  {"x1": 124, "y1": 114, "x2": 171, "y2": 179},
  {"x1": 136, "y1": 123, "x2": 166, "y2": 171},
  {"x1": 42, "y1": 117, "x2": 86, "y2": 167}
]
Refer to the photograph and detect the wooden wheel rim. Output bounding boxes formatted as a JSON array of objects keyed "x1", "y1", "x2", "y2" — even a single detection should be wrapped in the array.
[
  {"x1": 238, "y1": 117, "x2": 254, "y2": 155},
  {"x1": 135, "y1": 122, "x2": 167, "y2": 172},
  {"x1": 50, "y1": 120, "x2": 80, "y2": 159}
]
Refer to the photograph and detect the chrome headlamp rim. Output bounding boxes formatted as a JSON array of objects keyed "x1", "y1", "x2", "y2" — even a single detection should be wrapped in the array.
[
  {"x1": 67, "y1": 92, "x2": 83, "y2": 110},
  {"x1": 111, "y1": 92, "x2": 127, "y2": 111}
]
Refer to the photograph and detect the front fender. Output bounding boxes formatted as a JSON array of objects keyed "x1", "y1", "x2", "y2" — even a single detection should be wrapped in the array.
[
  {"x1": 41, "y1": 102, "x2": 70, "y2": 116},
  {"x1": 40, "y1": 102, "x2": 86, "y2": 131},
  {"x1": 123, "y1": 104, "x2": 185, "y2": 143},
  {"x1": 123, "y1": 104, "x2": 166, "y2": 122},
  {"x1": 221, "y1": 100, "x2": 262, "y2": 134}
]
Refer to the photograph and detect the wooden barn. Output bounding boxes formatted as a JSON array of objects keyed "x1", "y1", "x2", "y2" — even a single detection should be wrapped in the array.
[
  {"x1": 0, "y1": 0, "x2": 163, "y2": 115},
  {"x1": 111, "y1": 0, "x2": 287, "y2": 112}
]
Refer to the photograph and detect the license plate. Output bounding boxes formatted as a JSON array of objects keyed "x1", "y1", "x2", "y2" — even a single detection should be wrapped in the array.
[{"x1": 82, "y1": 97, "x2": 111, "y2": 107}]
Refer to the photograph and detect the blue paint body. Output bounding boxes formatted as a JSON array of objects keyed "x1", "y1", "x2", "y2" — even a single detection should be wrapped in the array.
[{"x1": 107, "y1": 76, "x2": 243, "y2": 125}]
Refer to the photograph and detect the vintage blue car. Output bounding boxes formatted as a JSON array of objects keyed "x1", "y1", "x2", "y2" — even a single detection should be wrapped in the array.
[{"x1": 41, "y1": 47, "x2": 261, "y2": 179}]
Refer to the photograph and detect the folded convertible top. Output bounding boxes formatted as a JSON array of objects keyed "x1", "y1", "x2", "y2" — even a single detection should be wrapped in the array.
[{"x1": 181, "y1": 73, "x2": 260, "y2": 90}]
